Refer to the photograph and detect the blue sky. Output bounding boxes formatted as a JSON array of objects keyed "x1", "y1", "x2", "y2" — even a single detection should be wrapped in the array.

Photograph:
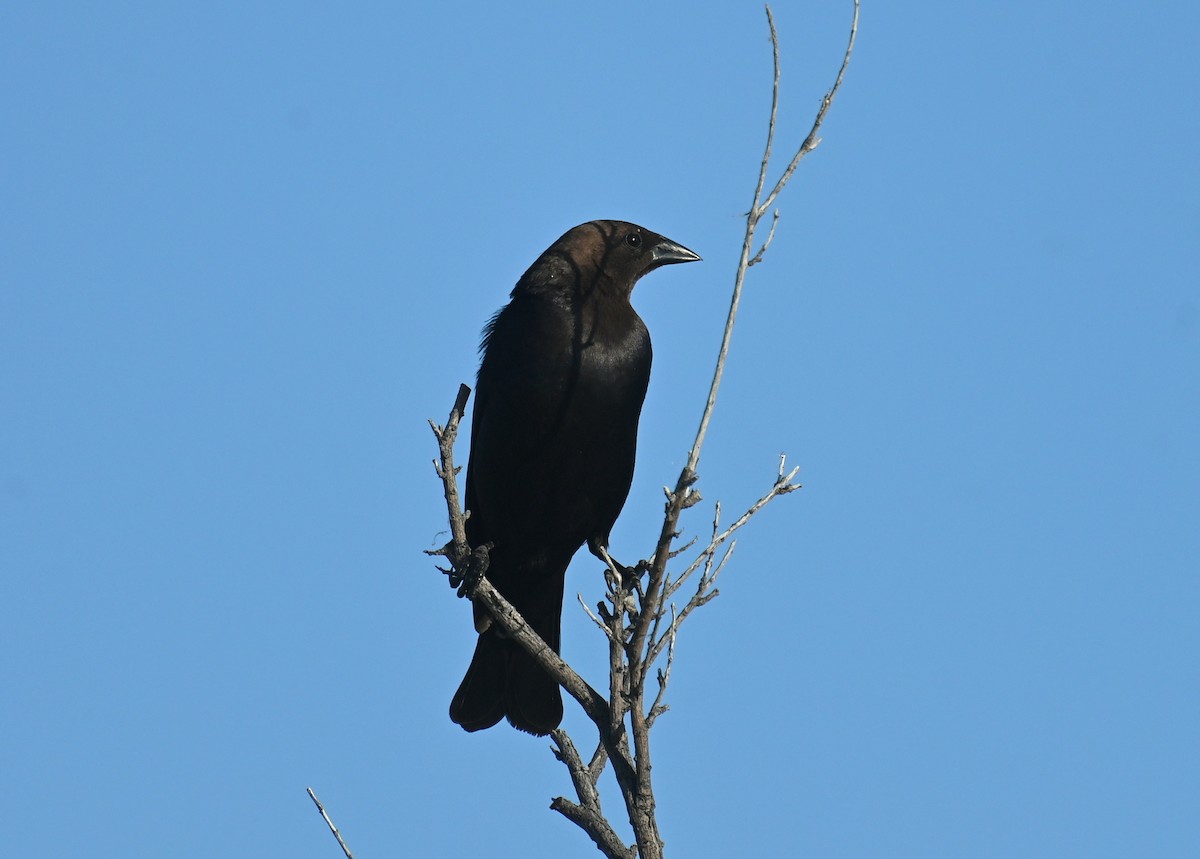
[{"x1": 3, "y1": 2, "x2": 1197, "y2": 856}]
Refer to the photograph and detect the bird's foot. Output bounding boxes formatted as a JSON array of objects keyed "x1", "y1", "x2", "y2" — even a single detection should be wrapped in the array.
[
  {"x1": 432, "y1": 540, "x2": 493, "y2": 598},
  {"x1": 592, "y1": 543, "x2": 647, "y2": 597}
]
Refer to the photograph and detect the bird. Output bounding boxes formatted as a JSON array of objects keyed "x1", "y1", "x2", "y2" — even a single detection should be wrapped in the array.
[{"x1": 449, "y1": 220, "x2": 700, "y2": 735}]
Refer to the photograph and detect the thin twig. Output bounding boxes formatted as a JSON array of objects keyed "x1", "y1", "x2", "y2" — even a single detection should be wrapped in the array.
[
  {"x1": 680, "y1": 465, "x2": 801, "y2": 583},
  {"x1": 578, "y1": 592, "x2": 620, "y2": 644},
  {"x1": 306, "y1": 788, "x2": 355, "y2": 859},
  {"x1": 645, "y1": 464, "x2": 799, "y2": 667},
  {"x1": 748, "y1": 209, "x2": 780, "y2": 266},
  {"x1": 665, "y1": 500, "x2": 722, "y2": 602},
  {"x1": 652, "y1": 461, "x2": 800, "y2": 656},
  {"x1": 690, "y1": 0, "x2": 858, "y2": 470},
  {"x1": 758, "y1": 0, "x2": 859, "y2": 216},
  {"x1": 646, "y1": 606, "x2": 677, "y2": 728},
  {"x1": 427, "y1": 383, "x2": 471, "y2": 551},
  {"x1": 752, "y1": 4, "x2": 782, "y2": 227}
]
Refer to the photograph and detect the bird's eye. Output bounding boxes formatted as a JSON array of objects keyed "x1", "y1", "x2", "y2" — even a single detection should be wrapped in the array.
[{"x1": 625, "y1": 233, "x2": 642, "y2": 248}]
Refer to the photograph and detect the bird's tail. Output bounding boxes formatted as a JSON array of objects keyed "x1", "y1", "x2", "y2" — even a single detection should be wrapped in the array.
[
  {"x1": 449, "y1": 631, "x2": 508, "y2": 733},
  {"x1": 449, "y1": 632, "x2": 563, "y2": 736},
  {"x1": 503, "y1": 640, "x2": 563, "y2": 735}
]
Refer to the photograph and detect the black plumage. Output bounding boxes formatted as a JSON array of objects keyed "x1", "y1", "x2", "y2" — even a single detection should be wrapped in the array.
[{"x1": 449, "y1": 220, "x2": 700, "y2": 735}]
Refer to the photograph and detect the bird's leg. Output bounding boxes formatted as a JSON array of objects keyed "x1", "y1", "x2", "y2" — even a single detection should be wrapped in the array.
[{"x1": 590, "y1": 540, "x2": 630, "y2": 588}]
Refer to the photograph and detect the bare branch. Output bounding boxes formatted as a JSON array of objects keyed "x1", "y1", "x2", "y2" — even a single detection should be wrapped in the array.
[
  {"x1": 684, "y1": 1, "x2": 858, "y2": 476},
  {"x1": 681, "y1": 463, "x2": 801, "y2": 584},
  {"x1": 646, "y1": 607, "x2": 677, "y2": 728},
  {"x1": 549, "y1": 798, "x2": 636, "y2": 859},
  {"x1": 673, "y1": 0, "x2": 852, "y2": 522},
  {"x1": 665, "y1": 500, "x2": 723, "y2": 602},
  {"x1": 664, "y1": 459, "x2": 799, "y2": 608},
  {"x1": 713, "y1": 465, "x2": 800, "y2": 548},
  {"x1": 748, "y1": 209, "x2": 780, "y2": 267},
  {"x1": 651, "y1": 543, "x2": 731, "y2": 664},
  {"x1": 427, "y1": 383, "x2": 471, "y2": 549},
  {"x1": 752, "y1": 3, "x2": 782, "y2": 226},
  {"x1": 551, "y1": 730, "x2": 606, "y2": 820},
  {"x1": 578, "y1": 592, "x2": 621, "y2": 644},
  {"x1": 646, "y1": 459, "x2": 800, "y2": 667},
  {"x1": 306, "y1": 788, "x2": 355, "y2": 859},
  {"x1": 424, "y1": 384, "x2": 476, "y2": 592},
  {"x1": 758, "y1": 0, "x2": 860, "y2": 216}
]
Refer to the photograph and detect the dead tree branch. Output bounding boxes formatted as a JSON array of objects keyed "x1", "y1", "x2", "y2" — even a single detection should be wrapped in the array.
[{"x1": 551, "y1": 731, "x2": 637, "y2": 859}]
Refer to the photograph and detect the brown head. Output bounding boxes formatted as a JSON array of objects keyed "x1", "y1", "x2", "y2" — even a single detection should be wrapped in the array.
[{"x1": 514, "y1": 220, "x2": 700, "y2": 302}]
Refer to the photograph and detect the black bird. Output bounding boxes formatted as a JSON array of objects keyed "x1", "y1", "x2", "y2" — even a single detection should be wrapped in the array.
[{"x1": 449, "y1": 220, "x2": 700, "y2": 735}]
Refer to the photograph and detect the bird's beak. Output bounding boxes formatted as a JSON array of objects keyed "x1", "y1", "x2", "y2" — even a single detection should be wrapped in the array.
[{"x1": 650, "y1": 237, "x2": 702, "y2": 267}]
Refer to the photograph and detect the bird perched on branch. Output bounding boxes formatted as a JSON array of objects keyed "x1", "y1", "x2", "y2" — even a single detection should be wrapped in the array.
[{"x1": 450, "y1": 220, "x2": 701, "y2": 735}]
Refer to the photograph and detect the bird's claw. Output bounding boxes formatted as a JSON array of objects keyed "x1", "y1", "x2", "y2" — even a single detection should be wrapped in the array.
[
  {"x1": 591, "y1": 542, "x2": 648, "y2": 594},
  {"x1": 441, "y1": 541, "x2": 492, "y2": 598}
]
